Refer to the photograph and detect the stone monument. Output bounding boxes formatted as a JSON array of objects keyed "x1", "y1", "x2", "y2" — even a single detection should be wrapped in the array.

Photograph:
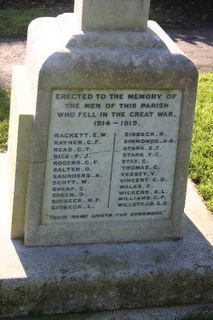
[{"x1": 8, "y1": 0, "x2": 198, "y2": 246}]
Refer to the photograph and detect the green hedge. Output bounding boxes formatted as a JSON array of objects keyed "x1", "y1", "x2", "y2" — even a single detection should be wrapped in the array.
[
  {"x1": 152, "y1": 0, "x2": 211, "y2": 8},
  {"x1": 1, "y1": 0, "x2": 71, "y2": 9},
  {"x1": 151, "y1": 0, "x2": 212, "y2": 19}
]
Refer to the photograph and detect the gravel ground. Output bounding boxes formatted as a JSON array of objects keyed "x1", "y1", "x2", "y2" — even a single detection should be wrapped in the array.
[
  {"x1": 0, "y1": 27, "x2": 212, "y2": 87},
  {"x1": 166, "y1": 27, "x2": 213, "y2": 73},
  {"x1": 0, "y1": 38, "x2": 26, "y2": 87}
]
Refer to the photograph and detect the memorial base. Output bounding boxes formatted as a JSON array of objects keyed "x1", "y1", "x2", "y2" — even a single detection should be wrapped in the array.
[
  {"x1": 8, "y1": 14, "x2": 198, "y2": 246},
  {"x1": 1, "y1": 154, "x2": 213, "y2": 318}
]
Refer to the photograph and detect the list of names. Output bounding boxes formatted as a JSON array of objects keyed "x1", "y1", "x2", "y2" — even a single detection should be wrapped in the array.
[{"x1": 41, "y1": 90, "x2": 182, "y2": 224}]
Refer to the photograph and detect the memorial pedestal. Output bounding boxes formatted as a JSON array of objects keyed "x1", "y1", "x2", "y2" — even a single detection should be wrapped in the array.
[{"x1": 8, "y1": 11, "x2": 198, "y2": 245}]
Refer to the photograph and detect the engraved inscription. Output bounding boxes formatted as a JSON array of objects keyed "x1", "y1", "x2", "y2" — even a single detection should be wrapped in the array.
[{"x1": 41, "y1": 90, "x2": 182, "y2": 224}]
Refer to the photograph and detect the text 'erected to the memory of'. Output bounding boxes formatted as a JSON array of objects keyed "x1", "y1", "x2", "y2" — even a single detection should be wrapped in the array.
[{"x1": 41, "y1": 89, "x2": 182, "y2": 224}]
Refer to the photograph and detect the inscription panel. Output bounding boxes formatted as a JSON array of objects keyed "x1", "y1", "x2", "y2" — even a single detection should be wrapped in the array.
[{"x1": 41, "y1": 90, "x2": 182, "y2": 224}]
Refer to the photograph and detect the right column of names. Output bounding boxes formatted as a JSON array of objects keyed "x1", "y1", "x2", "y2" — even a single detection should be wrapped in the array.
[{"x1": 110, "y1": 90, "x2": 182, "y2": 218}]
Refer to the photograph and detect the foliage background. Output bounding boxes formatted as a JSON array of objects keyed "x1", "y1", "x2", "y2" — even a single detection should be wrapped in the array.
[
  {"x1": 2, "y1": 0, "x2": 213, "y2": 24},
  {"x1": 151, "y1": 0, "x2": 212, "y2": 27},
  {"x1": 0, "y1": 0, "x2": 212, "y2": 35}
]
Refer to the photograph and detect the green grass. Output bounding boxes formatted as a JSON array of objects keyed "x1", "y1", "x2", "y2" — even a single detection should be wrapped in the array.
[
  {"x1": 189, "y1": 73, "x2": 213, "y2": 213},
  {"x1": 0, "y1": 88, "x2": 10, "y2": 151},
  {"x1": 0, "y1": 7, "x2": 60, "y2": 37}
]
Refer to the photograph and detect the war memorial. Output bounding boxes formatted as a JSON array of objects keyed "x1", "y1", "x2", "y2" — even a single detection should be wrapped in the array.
[{"x1": 0, "y1": 0, "x2": 212, "y2": 318}]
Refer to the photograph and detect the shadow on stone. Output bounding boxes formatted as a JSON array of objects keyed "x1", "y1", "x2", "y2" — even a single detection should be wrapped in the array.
[{"x1": 0, "y1": 212, "x2": 212, "y2": 317}]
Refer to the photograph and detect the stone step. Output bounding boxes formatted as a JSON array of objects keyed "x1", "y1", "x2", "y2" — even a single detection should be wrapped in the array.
[{"x1": 0, "y1": 153, "x2": 213, "y2": 318}]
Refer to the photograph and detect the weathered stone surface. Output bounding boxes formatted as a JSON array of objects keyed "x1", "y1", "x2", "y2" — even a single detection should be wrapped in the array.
[
  {"x1": 2, "y1": 1, "x2": 210, "y2": 318},
  {"x1": 22, "y1": 14, "x2": 197, "y2": 246},
  {"x1": 0, "y1": 153, "x2": 213, "y2": 317},
  {"x1": 74, "y1": 0, "x2": 151, "y2": 31}
]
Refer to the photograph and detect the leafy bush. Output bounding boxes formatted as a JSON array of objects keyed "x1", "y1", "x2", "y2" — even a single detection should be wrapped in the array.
[
  {"x1": 1, "y1": 0, "x2": 72, "y2": 9},
  {"x1": 151, "y1": 0, "x2": 212, "y2": 22}
]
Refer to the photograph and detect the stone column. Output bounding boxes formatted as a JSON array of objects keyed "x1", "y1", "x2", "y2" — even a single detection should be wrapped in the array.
[{"x1": 74, "y1": 0, "x2": 150, "y2": 31}]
